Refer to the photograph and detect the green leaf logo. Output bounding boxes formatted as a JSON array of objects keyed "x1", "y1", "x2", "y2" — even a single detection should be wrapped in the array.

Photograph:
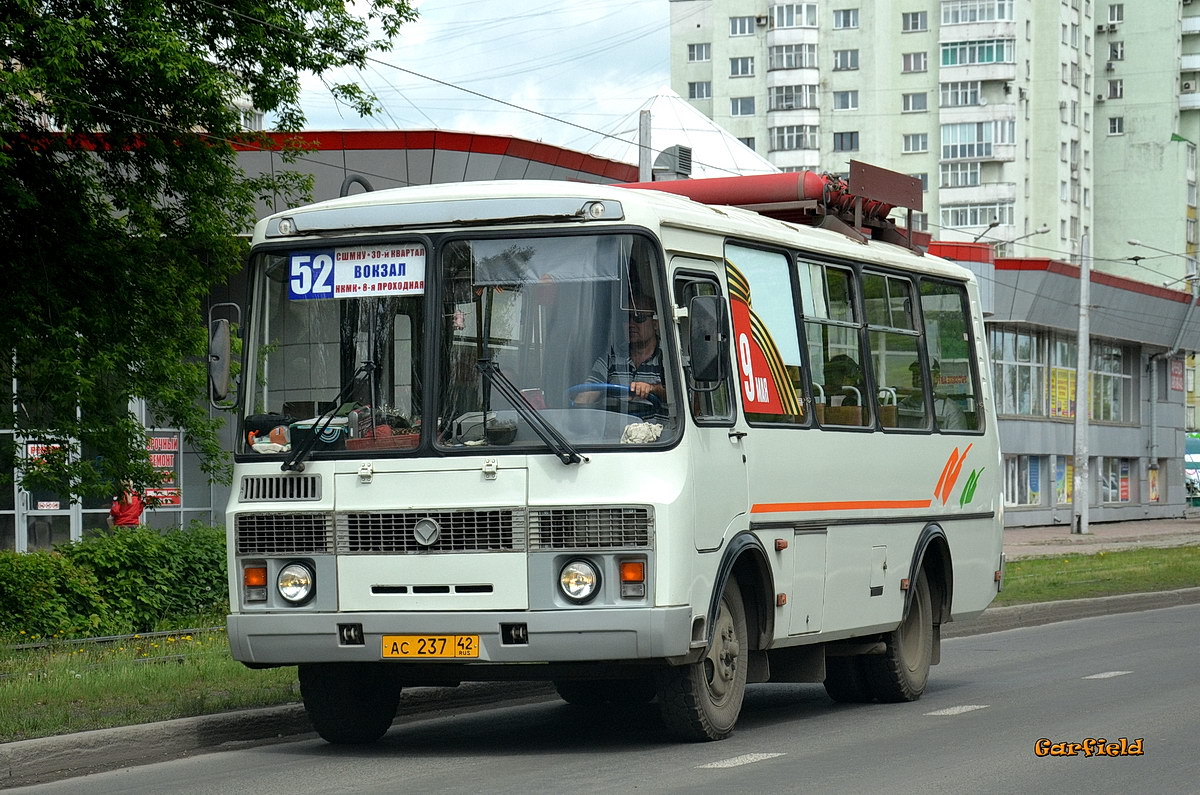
[{"x1": 959, "y1": 468, "x2": 983, "y2": 507}]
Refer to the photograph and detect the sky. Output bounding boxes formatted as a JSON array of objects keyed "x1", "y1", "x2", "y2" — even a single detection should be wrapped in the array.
[{"x1": 295, "y1": 0, "x2": 675, "y2": 158}]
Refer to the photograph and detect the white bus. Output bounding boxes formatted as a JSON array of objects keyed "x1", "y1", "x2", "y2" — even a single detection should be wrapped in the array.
[{"x1": 217, "y1": 162, "x2": 1003, "y2": 744}]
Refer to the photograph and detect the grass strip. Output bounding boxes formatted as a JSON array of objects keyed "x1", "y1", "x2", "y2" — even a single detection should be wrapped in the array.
[
  {"x1": 2, "y1": 545, "x2": 1197, "y2": 743},
  {"x1": 994, "y1": 544, "x2": 1200, "y2": 606}
]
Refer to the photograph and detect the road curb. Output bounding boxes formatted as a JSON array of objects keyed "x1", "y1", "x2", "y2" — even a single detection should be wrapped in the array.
[{"x1": 4, "y1": 589, "x2": 1200, "y2": 789}]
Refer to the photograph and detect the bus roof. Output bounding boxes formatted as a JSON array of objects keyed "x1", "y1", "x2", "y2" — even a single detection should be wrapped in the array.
[{"x1": 252, "y1": 178, "x2": 975, "y2": 285}]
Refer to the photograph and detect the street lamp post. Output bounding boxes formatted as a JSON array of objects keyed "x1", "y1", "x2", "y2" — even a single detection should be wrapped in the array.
[{"x1": 997, "y1": 225, "x2": 1051, "y2": 255}]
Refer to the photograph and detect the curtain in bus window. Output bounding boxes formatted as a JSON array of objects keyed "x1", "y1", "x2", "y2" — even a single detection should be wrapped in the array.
[
  {"x1": 724, "y1": 245, "x2": 804, "y2": 424},
  {"x1": 919, "y1": 280, "x2": 980, "y2": 431}
]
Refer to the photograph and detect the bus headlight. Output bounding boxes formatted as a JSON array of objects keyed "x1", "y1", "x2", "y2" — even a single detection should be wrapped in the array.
[
  {"x1": 559, "y1": 559, "x2": 600, "y2": 603},
  {"x1": 277, "y1": 562, "x2": 315, "y2": 604}
]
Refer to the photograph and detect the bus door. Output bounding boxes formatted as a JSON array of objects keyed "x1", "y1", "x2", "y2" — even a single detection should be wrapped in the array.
[{"x1": 674, "y1": 268, "x2": 748, "y2": 552}]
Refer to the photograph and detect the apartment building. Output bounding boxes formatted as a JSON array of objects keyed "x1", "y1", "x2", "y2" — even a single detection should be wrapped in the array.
[
  {"x1": 671, "y1": 0, "x2": 1198, "y2": 280},
  {"x1": 672, "y1": 1, "x2": 1200, "y2": 525}
]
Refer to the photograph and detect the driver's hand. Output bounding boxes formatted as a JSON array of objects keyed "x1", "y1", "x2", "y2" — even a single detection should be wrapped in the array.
[{"x1": 630, "y1": 381, "x2": 654, "y2": 398}]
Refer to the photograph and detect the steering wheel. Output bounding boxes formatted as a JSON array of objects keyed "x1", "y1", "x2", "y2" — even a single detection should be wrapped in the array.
[{"x1": 566, "y1": 383, "x2": 664, "y2": 417}]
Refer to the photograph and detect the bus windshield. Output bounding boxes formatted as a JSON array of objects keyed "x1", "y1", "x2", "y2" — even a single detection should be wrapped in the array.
[{"x1": 243, "y1": 232, "x2": 677, "y2": 458}]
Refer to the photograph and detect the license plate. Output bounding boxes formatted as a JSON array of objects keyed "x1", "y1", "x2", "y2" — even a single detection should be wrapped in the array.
[{"x1": 381, "y1": 634, "x2": 480, "y2": 659}]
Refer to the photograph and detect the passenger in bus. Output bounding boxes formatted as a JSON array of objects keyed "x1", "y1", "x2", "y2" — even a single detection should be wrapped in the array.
[
  {"x1": 823, "y1": 353, "x2": 864, "y2": 407},
  {"x1": 575, "y1": 294, "x2": 666, "y2": 415},
  {"x1": 900, "y1": 359, "x2": 968, "y2": 430}
]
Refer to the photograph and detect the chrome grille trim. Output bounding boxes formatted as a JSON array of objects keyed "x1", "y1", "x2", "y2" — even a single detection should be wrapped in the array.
[
  {"x1": 337, "y1": 508, "x2": 527, "y2": 553},
  {"x1": 235, "y1": 512, "x2": 334, "y2": 554},
  {"x1": 239, "y1": 474, "x2": 322, "y2": 502},
  {"x1": 529, "y1": 506, "x2": 653, "y2": 549}
]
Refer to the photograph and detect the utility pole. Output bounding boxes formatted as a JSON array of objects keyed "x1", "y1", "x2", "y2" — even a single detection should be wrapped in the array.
[
  {"x1": 638, "y1": 110, "x2": 651, "y2": 182},
  {"x1": 1072, "y1": 233, "x2": 1091, "y2": 534}
]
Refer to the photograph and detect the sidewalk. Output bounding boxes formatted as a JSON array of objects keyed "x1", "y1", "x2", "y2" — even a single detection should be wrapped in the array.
[{"x1": 1003, "y1": 515, "x2": 1200, "y2": 560}]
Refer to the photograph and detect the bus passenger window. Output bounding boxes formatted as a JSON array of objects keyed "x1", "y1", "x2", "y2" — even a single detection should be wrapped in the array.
[
  {"x1": 803, "y1": 263, "x2": 871, "y2": 428},
  {"x1": 919, "y1": 280, "x2": 982, "y2": 432}
]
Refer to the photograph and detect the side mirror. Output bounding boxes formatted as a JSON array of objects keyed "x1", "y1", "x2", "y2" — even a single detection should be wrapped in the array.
[
  {"x1": 209, "y1": 318, "x2": 231, "y2": 402},
  {"x1": 688, "y1": 294, "x2": 728, "y2": 384}
]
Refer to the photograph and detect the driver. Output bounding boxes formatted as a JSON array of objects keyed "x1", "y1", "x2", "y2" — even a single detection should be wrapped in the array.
[{"x1": 576, "y1": 293, "x2": 666, "y2": 406}]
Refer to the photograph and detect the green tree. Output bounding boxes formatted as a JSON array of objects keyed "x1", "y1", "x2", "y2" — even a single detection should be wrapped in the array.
[{"x1": 0, "y1": 1, "x2": 417, "y2": 499}]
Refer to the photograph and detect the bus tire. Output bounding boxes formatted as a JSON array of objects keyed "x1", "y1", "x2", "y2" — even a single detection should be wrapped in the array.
[
  {"x1": 864, "y1": 572, "x2": 933, "y2": 703},
  {"x1": 822, "y1": 656, "x2": 875, "y2": 703},
  {"x1": 554, "y1": 677, "x2": 657, "y2": 706},
  {"x1": 299, "y1": 662, "x2": 403, "y2": 744},
  {"x1": 655, "y1": 577, "x2": 748, "y2": 741}
]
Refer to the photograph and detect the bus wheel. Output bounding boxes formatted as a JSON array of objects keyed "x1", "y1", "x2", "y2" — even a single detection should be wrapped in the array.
[
  {"x1": 554, "y1": 677, "x2": 657, "y2": 706},
  {"x1": 823, "y1": 656, "x2": 875, "y2": 703},
  {"x1": 656, "y1": 578, "x2": 748, "y2": 741},
  {"x1": 299, "y1": 662, "x2": 403, "y2": 744},
  {"x1": 864, "y1": 572, "x2": 933, "y2": 702}
]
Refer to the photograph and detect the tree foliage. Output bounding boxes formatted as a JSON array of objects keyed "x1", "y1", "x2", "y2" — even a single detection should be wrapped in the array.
[{"x1": 0, "y1": 0, "x2": 417, "y2": 499}]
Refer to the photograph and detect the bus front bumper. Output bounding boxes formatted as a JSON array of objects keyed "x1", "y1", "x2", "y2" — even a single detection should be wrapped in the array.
[{"x1": 227, "y1": 606, "x2": 695, "y2": 666}]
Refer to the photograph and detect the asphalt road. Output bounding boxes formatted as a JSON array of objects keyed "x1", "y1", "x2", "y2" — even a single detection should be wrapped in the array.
[{"x1": 12, "y1": 604, "x2": 1199, "y2": 794}]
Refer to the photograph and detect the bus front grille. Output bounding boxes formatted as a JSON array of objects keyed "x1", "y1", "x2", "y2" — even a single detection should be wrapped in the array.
[
  {"x1": 337, "y1": 508, "x2": 527, "y2": 553},
  {"x1": 235, "y1": 512, "x2": 334, "y2": 554},
  {"x1": 239, "y1": 474, "x2": 322, "y2": 502},
  {"x1": 529, "y1": 506, "x2": 653, "y2": 549}
]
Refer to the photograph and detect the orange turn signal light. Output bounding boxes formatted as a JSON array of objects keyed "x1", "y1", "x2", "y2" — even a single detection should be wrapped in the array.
[
  {"x1": 243, "y1": 566, "x2": 268, "y2": 587},
  {"x1": 619, "y1": 561, "x2": 645, "y2": 583}
]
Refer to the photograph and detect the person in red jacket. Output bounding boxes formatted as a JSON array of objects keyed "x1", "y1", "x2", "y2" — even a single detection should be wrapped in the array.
[{"x1": 108, "y1": 484, "x2": 145, "y2": 528}]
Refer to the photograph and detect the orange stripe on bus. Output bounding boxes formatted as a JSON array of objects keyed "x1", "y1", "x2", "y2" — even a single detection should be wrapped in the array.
[{"x1": 751, "y1": 499, "x2": 935, "y2": 514}]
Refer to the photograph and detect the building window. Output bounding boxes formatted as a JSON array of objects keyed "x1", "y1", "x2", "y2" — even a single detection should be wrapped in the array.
[
  {"x1": 902, "y1": 11, "x2": 928, "y2": 31},
  {"x1": 833, "y1": 49, "x2": 859, "y2": 71},
  {"x1": 910, "y1": 212, "x2": 929, "y2": 231},
  {"x1": 1046, "y1": 336, "x2": 1135, "y2": 423},
  {"x1": 730, "y1": 16, "x2": 756, "y2": 36},
  {"x1": 941, "y1": 39, "x2": 1015, "y2": 67},
  {"x1": 940, "y1": 161, "x2": 981, "y2": 187},
  {"x1": 1004, "y1": 455, "x2": 1044, "y2": 506},
  {"x1": 942, "y1": 0, "x2": 1015, "y2": 25},
  {"x1": 730, "y1": 57, "x2": 754, "y2": 77},
  {"x1": 941, "y1": 202, "x2": 1014, "y2": 229},
  {"x1": 730, "y1": 96, "x2": 756, "y2": 116},
  {"x1": 738, "y1": 137, "x2": 756, "y2": 151},
  {"x1": 688, "y1": 81, "x2": 712, "y2": 100},
  {"x1": 833, "y1": 90, "x2": 859, "y2": 110},
  {"x1": 911, "y1": 172, "x2": 929, "y2": 191},
  {"x1": 902, "y1": 52, "x2": 928, "y2": 73},
  {"x1": 902, "y1": 132, "x2": 929, "y2": 153},
  {"x1": 990, "y1": 326, "x2": 1046, "y2": 416},
  {"x1": 770, "y1": 125, "x2": 819, "y2": 151},
  {"x1": 902, "y1": 92, "x2": 928, "y2": 112},
  {"x1": 940, "y1": 81, "x2": 982, "y2": 107},
  {"x1": 1109, "y1": 4, "x2": 1124, "y2": 24},
  {"x1": 1109, "y1": 41, "x2": 1124, "y2": 61},
  {"x1": 1108, "y1": 116, "x2": 1124, "y2": 135},
  {"x1": 832, "y1": 131, "x2": 860, "y2": 152},
  {"x1": 1107, "y1": 79, "x2": 1123, "y2": 99},
  {"x1": 688, "y1": 43, "x2": 711, "y2": 62},
  {"x1": 1100, "y1": 457, "x2": 1133, "y2": 503},
  {"x1": 769, "y1": 43, "x2": 818, "y2": 70},
  {"x1": 833, "y1": 9, "x2": 859, "y2": 29},
  {"x1": 770, "y1": 84, "x2": 818, "y2": 110},
  {"x1": 941, "y1": 120, "x2": 1014, "y2": 159},
  {"x1": 771, "y1": 3, "x2": 819, "y2": 29}
]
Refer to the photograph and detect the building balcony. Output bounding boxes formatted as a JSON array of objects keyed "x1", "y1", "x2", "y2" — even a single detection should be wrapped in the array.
[
  {"x1": 1183, "y1": 15, "x2": 1200, "y2": 35},
  {"x1": 1182, "y1": 91, "x2": 1200, "y2": 111},
  {"x1": 938, "y1": 181, "x2": 1017, "y2": 205},
  {"x1": 1183, "y1": 54, "x2": 1200, "y2": 71},
  {"x1": 938, "y1": 21, "x2": 1017, "y2": 44},
  {"x1": 940, "y1": 143, "x2": 1017, "y2": 164},
  {"x1": 939, "y1": 62, "x2": 1018, "y2": 84},
  {"x1": 938, "y1": 103, "x2": 1017, "y2": 124}
]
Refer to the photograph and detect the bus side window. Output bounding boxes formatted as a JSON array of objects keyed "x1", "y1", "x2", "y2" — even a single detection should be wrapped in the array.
[
  {"x1": 863, "y1": 272, "x2": 924, "y2": 431},
  {"x1": 804, "y1": 263, "x2": 872, "y2": 428},
  {"x1": 919, "y1": 280, "x2": 982, "y2": 432},
  {"x1": 674, "y1": 274, "x2": 734, "y2": 423}
]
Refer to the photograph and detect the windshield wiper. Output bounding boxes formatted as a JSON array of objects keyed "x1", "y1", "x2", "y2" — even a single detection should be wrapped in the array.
[
  {"x1": 281, "y1": 361, "x2": 375, "y2": 472},
  {"x1": 476, "y1": 358, "x2": 586, "y2": 466}
]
